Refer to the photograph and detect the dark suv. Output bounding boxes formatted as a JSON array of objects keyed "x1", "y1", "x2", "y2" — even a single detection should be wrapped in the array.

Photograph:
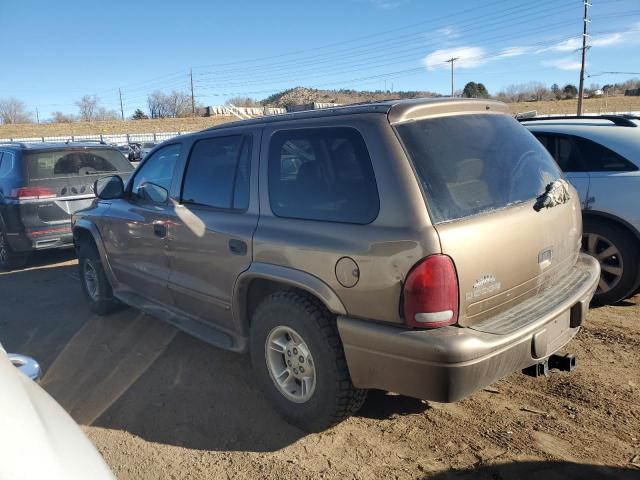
[{"x1": 0, "y1": 142, "x2": 134, "y2": 269}]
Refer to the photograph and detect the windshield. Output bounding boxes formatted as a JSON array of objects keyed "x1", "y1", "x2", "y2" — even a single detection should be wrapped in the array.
[
  {"x1": 26, "y1": 148, "x2": 133, "y2": 180},
  {"x1": 396, "y1": 114, "x2": 562, "y2": 224}
]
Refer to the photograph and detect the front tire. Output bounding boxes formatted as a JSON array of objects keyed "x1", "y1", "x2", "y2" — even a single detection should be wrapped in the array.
[
  {"x1": 0, "y1": 231, "x2": 28, "y2": 270},
  {"x1": 583, "y1": 218, "x2": 640, "y2": 305},
  {"x1": 250, "y1": 291, "x2": 367, "y2": 432},
  {"x1": 77, "y1": 239, "x2": 118, "y2": 315}
]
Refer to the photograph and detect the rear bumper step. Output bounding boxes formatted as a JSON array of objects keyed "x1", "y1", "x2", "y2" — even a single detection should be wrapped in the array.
[{"x1": 337, "y1": 254, "x2": 599, "y2": 402}]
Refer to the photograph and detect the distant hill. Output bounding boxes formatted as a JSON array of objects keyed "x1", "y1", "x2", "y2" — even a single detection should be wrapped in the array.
[{"x1": 261, "y1": 86, "x2": 440, "y2": 107}]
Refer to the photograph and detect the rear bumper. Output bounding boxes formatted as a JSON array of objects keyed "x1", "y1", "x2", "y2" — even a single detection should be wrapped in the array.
[
  {"x1": 5, "y1": 226, "x2": 73, "y2": 252},
  {"x1": 337, "y1": 254, "x2": 600, "y2": 402}
]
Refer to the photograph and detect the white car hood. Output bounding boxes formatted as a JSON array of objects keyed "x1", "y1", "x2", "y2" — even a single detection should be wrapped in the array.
[{"x1": 0, "y1": 347, "x2": 114, "y2": 480}]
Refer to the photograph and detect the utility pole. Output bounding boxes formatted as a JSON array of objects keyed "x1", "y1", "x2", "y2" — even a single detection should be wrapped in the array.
[
  {"x1": 577, "y1": 0, "x2": 591, "y2": 115},
  {"x1": 190, "y1": 68, "x2": 195, "y2": 116},
  {"x1": 446, "y1": 57, "x2": 459, "y2": 97},
  {"x1": 118, "y1": 88, "x2": 124, "y2": 121},
  {"x1": 35, "y1": 107, "x2": 40, "y2": 124}
]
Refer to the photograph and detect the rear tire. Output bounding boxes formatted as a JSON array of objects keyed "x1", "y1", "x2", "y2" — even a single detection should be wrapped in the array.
[
  {"x1": 0, "y1": 231, "x2": 29, "y2": 270},
  {"x1": 583, "y1": 218, "x2": 640, "y2": 305},
  {"x1": 250, "y1": 291, "x2": 367, "y2": 432},
  {"x1": 77, "y1": 239, "x2": 118, "y2": 315}
]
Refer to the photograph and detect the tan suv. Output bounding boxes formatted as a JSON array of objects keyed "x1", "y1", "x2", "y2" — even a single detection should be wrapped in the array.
[{"x1": 72, "y1": 98, "x2": 600, "y2": 431}]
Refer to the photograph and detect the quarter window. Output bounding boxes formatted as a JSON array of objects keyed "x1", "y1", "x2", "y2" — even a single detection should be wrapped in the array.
[
  {"x1": 268, "y1": 127, "x2": 379, "y2": 224},
  {"x1": 181, "y1": 135, "x2": 251, "y2": 210},
  {"x1": 131, "y1": 143, "x2": 181, "y2": 203}
]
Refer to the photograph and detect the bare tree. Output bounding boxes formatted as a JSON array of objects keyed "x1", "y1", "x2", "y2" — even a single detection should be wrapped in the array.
[
  {"x1": 166, "y1": 90, "x2": 191, "y2": 117},
  {"x1": 0, "y1": 98, "x2": 32, "y2": 124},
  {"x1": 530, "y1": 82, "x2": 552, "y2": 102},
  {"x1": 147, "y1": 90, "x2": 192, "y2": 118},
  {"x1": 225, "y1": 96, "x2": 261, "y2": 108},
  {"x1": 76, "y1": 95, "x2": 99, "y2": 122},
  {"x1": 94, "y1": 107, "x2": 120, "y2": 121},
  {"x1": 50, "y1": 111, "x2": 76, "y2": 123},
  {"x1": 147, "y1": 90, "x2": 170, "y2": 118}
]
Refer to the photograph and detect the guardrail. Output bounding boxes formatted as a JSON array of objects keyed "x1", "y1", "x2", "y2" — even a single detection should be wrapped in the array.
[{"x1": 0, "y1": 131, "x2": 192, "y2": 145}]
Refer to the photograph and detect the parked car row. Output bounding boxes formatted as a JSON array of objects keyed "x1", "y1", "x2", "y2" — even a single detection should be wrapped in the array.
[{"x1": 114, "y1": 141, "x2": 157, "y2": 164}]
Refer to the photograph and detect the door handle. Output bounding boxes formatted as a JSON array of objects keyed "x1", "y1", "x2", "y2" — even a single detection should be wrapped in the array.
[
  {"x1": 153, "y1": 221, "x2": 167, "y2": 238},
  {"x1": 228, "y1": 239, "x2": 247, "y2": 256}
]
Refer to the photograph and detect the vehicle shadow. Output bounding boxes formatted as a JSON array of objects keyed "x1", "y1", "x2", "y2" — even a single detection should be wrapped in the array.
[
  {"x1": 425, "y1": 460, "x2": 640, "y2": 480},
  {"x1": 1, "y1": 255, "x2": 423, "y2": 453},
  {"x1": 357, "y1": 389, "x2": 429, "y2": 419}
]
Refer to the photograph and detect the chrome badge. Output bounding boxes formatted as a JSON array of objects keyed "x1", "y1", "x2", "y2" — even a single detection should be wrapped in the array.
[{"x1": 466, "y1": 274, "x2": 501, "y2": 301}]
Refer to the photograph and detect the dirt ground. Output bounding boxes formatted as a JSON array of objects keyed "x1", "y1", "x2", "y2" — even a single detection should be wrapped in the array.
[{"x1": 0, "y1": 250, "x2": 638, "y2": 480}]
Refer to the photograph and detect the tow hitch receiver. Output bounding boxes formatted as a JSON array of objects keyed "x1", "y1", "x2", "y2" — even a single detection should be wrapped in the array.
[
  {"x1": 523, "y1": 353, "x2": 577, "y2": 378},
  {"x1": 523, "y1": 359, "x2": 549, "y2": 377},
  {"x1": 549, "y1": 353, "x2": 576, "y2": 372}
]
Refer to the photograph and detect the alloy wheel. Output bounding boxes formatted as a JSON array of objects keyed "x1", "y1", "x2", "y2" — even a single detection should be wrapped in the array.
[
  {"x1": 265, "y1": 325, "x2": 316, "y2": 403},
  {"x1": 583, "y1": 232, "x2": 623, "y2": 295},
  {"x1": 83, "y1": 259, "x2": 100, "y2": 301}
]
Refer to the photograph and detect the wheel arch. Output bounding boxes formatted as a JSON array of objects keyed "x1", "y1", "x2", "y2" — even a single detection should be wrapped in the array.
[
  {"x1": 582, "y1": 210, "x2": 640, "y2": 244},
  {"x1": 232, "y1": 263, "x2": 347, "y2": 338},
  {"x1": 72, "y1": 219, "x2": 119, "y2": 287}
]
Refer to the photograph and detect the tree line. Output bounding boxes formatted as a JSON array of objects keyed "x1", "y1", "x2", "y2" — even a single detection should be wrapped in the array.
[{"x1": 0, "y1": 89, "x2": 197, "y2": 125}]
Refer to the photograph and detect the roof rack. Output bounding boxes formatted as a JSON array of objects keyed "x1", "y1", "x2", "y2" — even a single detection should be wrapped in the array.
[
  {"x1": 518, "y1": 114, "x2": 637, "y2": 127},
  {"x1": 0, "y1": 141, "x2": 28, "y2": 148}
]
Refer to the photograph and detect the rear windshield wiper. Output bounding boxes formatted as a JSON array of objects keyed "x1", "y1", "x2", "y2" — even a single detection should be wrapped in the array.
[{"x1": 534, "y1": 179, "x2": 571, "y2": 211}]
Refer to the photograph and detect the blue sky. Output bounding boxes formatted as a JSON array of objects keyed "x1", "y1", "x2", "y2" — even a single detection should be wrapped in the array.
[{"x1": 0, "y1": 0, "x2": 639, "y2": 119}]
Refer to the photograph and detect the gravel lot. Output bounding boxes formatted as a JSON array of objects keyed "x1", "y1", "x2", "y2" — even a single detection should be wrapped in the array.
[{"x1": 1, "y1": 250, "x2": 638, "y2": 480}]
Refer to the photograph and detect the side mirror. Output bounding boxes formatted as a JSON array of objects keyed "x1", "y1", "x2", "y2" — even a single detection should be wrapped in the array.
[
  {"x1": 94, "y1": 175, "x2": 124, "y2": 200},
  {"x1": 138, "y1": 182, "x2": 169, "y2": 204}
]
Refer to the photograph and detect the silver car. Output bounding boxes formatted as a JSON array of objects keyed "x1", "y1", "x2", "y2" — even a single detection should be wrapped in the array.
[
  {"x1": 522, "y1": 115, "x2": 640, "y2": 304},
  {"x1": 0, "y1": 344, "x2": 114, "y2": 479}
]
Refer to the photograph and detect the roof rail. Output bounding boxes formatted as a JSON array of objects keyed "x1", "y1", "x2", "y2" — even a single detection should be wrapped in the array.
[
  {"x1": 0, "y1": 141, "x2": 28, "y2": 148},
  {"x1": 518, "y1": 114, "x2": 637, "y2": 127}
]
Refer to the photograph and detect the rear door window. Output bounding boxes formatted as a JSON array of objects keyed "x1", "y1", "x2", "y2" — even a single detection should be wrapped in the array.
[
  {"x1": 268, "y1": 127, "x2": 379, "y2": 224},
  {"x1": 181, "y1": 135, "x2": 251, "y2": 210},
  {"x1": 396, "y1": 114, "x2": 562, "y2": 224},
  {"x1": 25, "y1": 149, "x2": 132, "y2": 179}
]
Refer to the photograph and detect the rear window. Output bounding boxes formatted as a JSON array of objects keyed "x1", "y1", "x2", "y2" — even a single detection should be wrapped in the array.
[
  {"x1": 25, "y1": 149, "x2": 133, "y2": 180},
  {"x1": 396, "y1": 114, "x2": 562, "y2": 224}
]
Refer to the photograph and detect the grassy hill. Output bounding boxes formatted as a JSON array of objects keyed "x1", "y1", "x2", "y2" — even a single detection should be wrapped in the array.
[{"x1": 1, "y1": 91, "x2": 639, "y2": 140}]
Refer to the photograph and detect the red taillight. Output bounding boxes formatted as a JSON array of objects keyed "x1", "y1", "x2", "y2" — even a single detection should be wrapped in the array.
[
  {"x1": 403, "y1": 254, "x2": 459, "y2": 328},
  {"x1": 10, "y1": 186, "x2": 56, "y2": 200}
]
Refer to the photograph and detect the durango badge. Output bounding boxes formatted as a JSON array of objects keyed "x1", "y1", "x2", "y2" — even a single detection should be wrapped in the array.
[{"x1": 466, "y1": 274, "x2": 502, "y2": 300}]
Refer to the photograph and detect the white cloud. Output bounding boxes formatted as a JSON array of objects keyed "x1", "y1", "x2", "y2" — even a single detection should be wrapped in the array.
[
  {"x1": 591, "y1": 33, "x2": 623, "y2": 47},
  {"x1": 541, "y1": 56, "x2": 582, "y2": 71},
  {"x1": 423, "y1": 46, "x2": 487, "y2": 70},
  {"x1": 539, "y1": 31, "x2": 627, "y2": 54},
  {"x1": 497, "y1": 46, "x2": 531, "y2": 58},
  {"x1": 434, "y1": 27, "x2": 458, "y2": 38}
]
